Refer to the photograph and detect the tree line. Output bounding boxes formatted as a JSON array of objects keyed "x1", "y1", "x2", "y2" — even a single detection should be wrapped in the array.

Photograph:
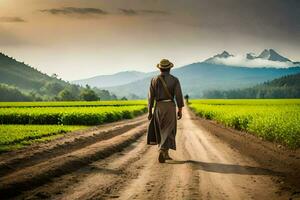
[
  {"x1": 202, "y1": 73, "x2": 300, "y2": 99},
  {"x1": 0, "y1": 83, "x2": 121, "y2": 102}
]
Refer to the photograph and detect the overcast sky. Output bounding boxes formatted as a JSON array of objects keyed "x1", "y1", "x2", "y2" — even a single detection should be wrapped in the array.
[{"x1": 0, "y1": 0, "x2": 299, "y2": 80}]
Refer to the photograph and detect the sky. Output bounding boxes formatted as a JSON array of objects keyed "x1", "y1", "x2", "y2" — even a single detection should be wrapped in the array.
[{"x1": 0, "y1": 0, "x2": 299, "y2": 80}]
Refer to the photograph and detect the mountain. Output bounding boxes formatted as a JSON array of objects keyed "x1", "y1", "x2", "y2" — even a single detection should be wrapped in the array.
[
  {"x1": 104, "y1": 62, "x2": 300, "y2": 98},
  {"x1": 251, "y1": 49, "x2": 291, "y2": 62},
  {"x1": 202, "y1": 73, "x2": 300, "y2": 98},
  {"x1": 72, "y1": 71, "x2": 149, "y2": 87},
  {"x1": 72, "y1": 49, "x2": 300, "y2": 94},
  {"x1": 204, "y1": 49, "x2": 297, "y2": 67},
  {"x1": 204, "y1": 51, "x2": 234, "y2": 63}
]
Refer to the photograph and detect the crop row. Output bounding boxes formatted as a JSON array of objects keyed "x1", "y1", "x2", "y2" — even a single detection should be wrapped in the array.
[
  {"x1": 0, "y1": 100, "x2": 147, "y2": 108},
  {"x1": 0, "y1": 106, "x2": 147, "y2": 125},
  {"x1": 189, "y1": 100, "x2": 300, "y2": 148},
  {"x1": 0, "y1": 125, "x2": 86, "y2": 152},
  {"x1": 190, "y1": 99, "x2": 300, "y2": 105}
]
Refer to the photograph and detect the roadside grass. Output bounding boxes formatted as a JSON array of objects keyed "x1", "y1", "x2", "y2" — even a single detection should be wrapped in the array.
[
  {"x1": 0, "y1": 125, "x2": 87, "y2": 152},
  {"x1": 189, "y1": 99, "x2": 300, "y2": 148}
]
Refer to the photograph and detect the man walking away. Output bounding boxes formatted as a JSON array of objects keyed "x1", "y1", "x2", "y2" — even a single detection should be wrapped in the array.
[{"x1": 147, "y1": 59, "x2": 184, "y2": 163}]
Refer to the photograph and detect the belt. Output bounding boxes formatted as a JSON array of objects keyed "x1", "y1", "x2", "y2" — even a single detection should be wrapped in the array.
[{"x1": 157, "y1": 99, "x2": 173, "y2": 102}]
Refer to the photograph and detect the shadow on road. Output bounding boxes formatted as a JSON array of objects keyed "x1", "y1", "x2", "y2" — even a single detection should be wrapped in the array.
[{"x1": 166, "y1": 160, "x2": 283, "y2": 176}]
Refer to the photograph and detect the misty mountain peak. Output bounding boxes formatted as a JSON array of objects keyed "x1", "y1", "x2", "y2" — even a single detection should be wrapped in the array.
[
  {"x1": 246, "y1": 53, "x2": 256, "y2": 60},
  {"x1": 257, "y1": 49, "x2": 291, "y2": 62},
  {"x1": 204, "y1": 51, "x2": 233, "y2": 63},
  {"x1": 217, "y1": 51, "x2": 233, "y2": 58}
]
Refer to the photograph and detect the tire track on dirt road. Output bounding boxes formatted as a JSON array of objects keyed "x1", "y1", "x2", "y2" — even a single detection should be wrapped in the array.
[
  {"x1": 0, "y1": 116, "x2": 147, "y2": 177},
  {"x1": 0, "y1": 117, "x2": 148, "y2": 199}
]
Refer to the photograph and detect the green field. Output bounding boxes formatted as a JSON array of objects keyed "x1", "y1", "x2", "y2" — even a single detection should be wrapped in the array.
[
  {"x1": 0, "y1": 105, "x2": 147, "y2": 125},
  {"x1": 0, "y1": 100, "x2": 147, "y2": 108},
  {"x1": 189, "y1": 99, "x2": 300, "y2": 148},
  {"x1": 0, "y1": 100, "x2": 147, "y2": 152},
  {"x1": 0, "y1": 125, "x2": 86, "y2": 152}
]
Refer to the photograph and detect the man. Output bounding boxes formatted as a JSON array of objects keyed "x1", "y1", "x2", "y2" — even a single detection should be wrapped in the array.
[{"x1": 148, "y1": 59, "x2": 184, "y2": 163}]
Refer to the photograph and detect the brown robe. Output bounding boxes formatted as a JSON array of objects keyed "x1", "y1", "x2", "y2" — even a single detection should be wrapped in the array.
[{"x1": 148, "y1": 71, "x2": 184, "y2": 150}]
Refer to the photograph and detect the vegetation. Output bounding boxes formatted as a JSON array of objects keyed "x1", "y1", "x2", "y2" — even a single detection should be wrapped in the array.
[
  {"x1": 203, "y1": 73, "x2": 300, "y2": 98},
  {"x1": 0, "y1": 52, "x2": 117, "y2": 101},
  {"x1": 0, "y1": 100, "x2": 147, "y2": 108},
  {"x1": 0, "y1": 100, "x2": 147, "y2": 152},
  {"x1": 0, "y1": 84, "x2": 33, "y2": 101},
  {"x1": 79, "y1": 85, "x2": 99, "y2": 101},
  {"x1": 0, "y1": 125, "x2": 86, "y2": 152},
  {"x1": 0, "y1": 106, "x2": 147, "y2": 125},
  {"x1": 189, "y1": 99, "x2": 300, "y2": 148}
]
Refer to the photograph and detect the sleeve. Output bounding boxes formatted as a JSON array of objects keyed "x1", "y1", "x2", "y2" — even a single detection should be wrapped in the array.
[
  {"x1": 175, "y1": 79, "x2": 184, "y2": 108},
  {"x1": 148, "y1": 78, "x2": 155, "y2": 113}
]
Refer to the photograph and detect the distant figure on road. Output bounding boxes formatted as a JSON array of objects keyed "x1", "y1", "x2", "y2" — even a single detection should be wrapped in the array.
[
  {"x1": 147, "y1": 59, "x2": 184, "y2": 163},
  {"x1": 184, "y1": 94, "x2": 189, "y2": 104}
]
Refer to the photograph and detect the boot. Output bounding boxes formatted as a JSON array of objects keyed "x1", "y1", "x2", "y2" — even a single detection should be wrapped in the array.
[
  {"x1": 158, "y1": 150, "x2": 166, "y2": 163},
  {"x1": 164, "y1": 150, "x2": 172, "y2": 160}
]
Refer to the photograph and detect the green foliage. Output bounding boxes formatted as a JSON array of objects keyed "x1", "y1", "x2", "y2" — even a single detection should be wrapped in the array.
[
  {"x1": 0, "y1": 105, "x2": 147, "y2": 125},
  {"x1": 0, "y1": 125, "x2": 85, "y2": 152},
  {"x1": 41, "y1": 81, "x2": 65, "y2": 96},
  {"x1": 121, "y1": 96, "x2": 128, "y2": 100},
  {"x1": 58, "y1": 88, "x2": 78, "y2": 101},
  {"x1": 0, "y1": 84, "x2": 33, "y2": 101},
  {"x1": 189, "y1": 99, "x2": 300, "y2": 148},
  {"x1": 0, "y1": 100, "x2": 147, "y2": 108},
  {"x1": 0, "y1": 53, "x2": 118, "y2": 101},
  {"x1": 79, "y1": 85, "x2": 99, "y2": 101},
  {"x1": 0, "y1": 100, "x2": 147, "y2": 151},
  {"x1": 93, "y1": 87, "x2": 118, "y2": 100},
  {"x1": 203, "y1": 73, "x2": 300, "y2": 98}
]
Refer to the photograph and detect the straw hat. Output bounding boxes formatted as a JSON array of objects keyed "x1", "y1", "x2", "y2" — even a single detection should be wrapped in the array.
[{"x1": 156, "y1": 59, "x2": 174, "y2": 69}]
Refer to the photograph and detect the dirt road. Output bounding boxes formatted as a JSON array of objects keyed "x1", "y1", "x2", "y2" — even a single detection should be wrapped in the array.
[{"x1": 0, "y1": 107, "x2": 300, "y2": 200}]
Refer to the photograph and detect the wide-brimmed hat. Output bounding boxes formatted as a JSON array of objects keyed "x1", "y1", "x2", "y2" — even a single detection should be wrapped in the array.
[{"x1": 156, "y1": 59, "x2": 174, "y2": 69}]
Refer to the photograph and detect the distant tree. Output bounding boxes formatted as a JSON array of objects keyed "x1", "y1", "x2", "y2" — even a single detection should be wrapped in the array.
[
  {"x1": 121, "y1": 96, "x2": 128, "y2": 101},
  {"x1": 0, "y1": 84, "x2": 32, "y2": 101},
  {"x1": 111, "y1": 94, "x2": 117, "y2": 100},
  {"x1": 58, "y1": 88, "x2": 77, "y2": 101},
  {"x1": 80, "y1": 86, "x2": 99, "y2": 101},
  {"x1": 202, "y1": 73, "x2": 300, "y2": 99},
  {"x1": 51, "y1": 73, "x2": 58, "y2": 79},
  {"x1": 64, "y1": 84, "x2": 81, "y2": 100},
  {"x1": 41, "y1": 82, "x2": 65, "y2": 95}
]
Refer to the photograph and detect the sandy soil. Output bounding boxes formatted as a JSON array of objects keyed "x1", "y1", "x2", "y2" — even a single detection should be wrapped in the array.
[{"x1": 0, "y1": 107, "x2": 299, "y2": 200}]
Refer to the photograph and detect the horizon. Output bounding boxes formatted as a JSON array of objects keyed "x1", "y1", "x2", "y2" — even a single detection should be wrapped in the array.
[
  {"x1": 0, "y1": 48, "x2": 300, "y2": 82},
  {"x1": 1, "y1": 48, "x2": 300, "y2": 82},
  {"x1": 0, "y1": 0, "x2": 299, "y2": 80}
]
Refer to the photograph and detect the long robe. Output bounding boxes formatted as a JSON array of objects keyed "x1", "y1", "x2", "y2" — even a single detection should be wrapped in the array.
[
  {"x1": 147, "y1": 72, "x2": 184, "y2": 150},
  {"x1": 154, "y1": 101, "x2": 177, "y2": 150}
]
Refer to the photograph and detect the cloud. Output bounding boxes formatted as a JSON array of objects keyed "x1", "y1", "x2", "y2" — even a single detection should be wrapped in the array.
[
  {"x1": 40, "y1": 7, "x2": 107, "y2": 16},
  {"x1": 0, "y1": 17, "x2": 26, "y2": 23},
  {"x1": 119, "y1": 9, "x2": 138, "y2": 16},
  {"x1": 212, "y1": 56, "x2": 297, "y2": 68},
  {"x1": 119, "y1": 9, "x2": 169, "y2": 16}
]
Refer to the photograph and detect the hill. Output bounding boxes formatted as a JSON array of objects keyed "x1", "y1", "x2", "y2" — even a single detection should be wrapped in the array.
[
  {"x1": 0, "y1": 53, "x2": 65, "y2": 91},
  {"x1": 104, "y1": 62, "x2": 300, "y2": 98},
  {"x1": 0, "y1": 52, "x2": 117, "y2": 101},
  {"x1": 203, "y1": 73, "x2": 300, "y2": 98},
  {"x1": 72, "y1": 71, "x2": 148, "y2": 87}
]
